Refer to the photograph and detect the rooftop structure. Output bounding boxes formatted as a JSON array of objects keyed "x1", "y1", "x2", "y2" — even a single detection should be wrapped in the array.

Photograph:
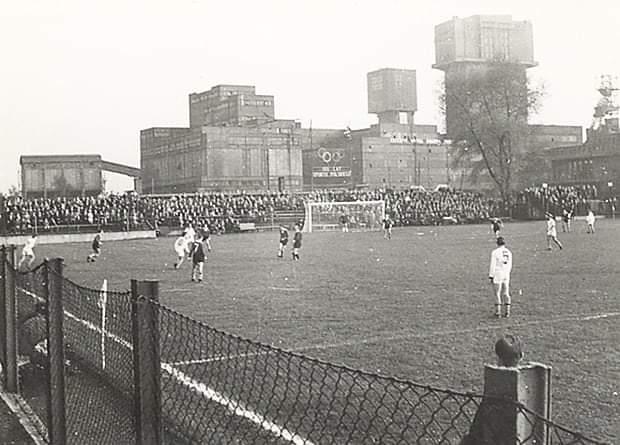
[
  {"x1": 433, "y1": 15, "x2": 536, "y2": 70},
  {"x1": 189, "y1": 85, "x2": 275, "y2": 128}
]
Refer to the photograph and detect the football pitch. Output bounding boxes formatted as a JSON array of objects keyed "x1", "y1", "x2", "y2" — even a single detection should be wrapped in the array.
[{"x1": 37, "y1": 219, "x2": 620, "y2": 443}]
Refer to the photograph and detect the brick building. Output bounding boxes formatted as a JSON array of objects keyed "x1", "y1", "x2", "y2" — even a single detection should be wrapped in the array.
[
  {"x1": 302, "y1": 69, "x2": 451, "y2": 190},
  {"x1": 189, "y1": 85, "x2": 275, "y2": 128},
  {"x1": 546, "y1": 129, "x2": 620, "y2": 197},
  {"x1": 141, "y1": 86, "x2": 302, "y2": 193}
]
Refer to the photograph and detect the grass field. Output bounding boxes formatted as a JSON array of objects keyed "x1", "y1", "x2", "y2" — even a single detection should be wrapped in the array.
[{"x1": 36, "y1": 218, "x2": 620, "y2": 443}]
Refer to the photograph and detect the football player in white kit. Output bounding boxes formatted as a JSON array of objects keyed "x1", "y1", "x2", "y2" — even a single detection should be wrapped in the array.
[
  {"x1": 545, "y1": 213, "x2": 563, "y2": 251},
  {"x1": 489, "y1": 236, "x2": 513, "y2": 318},
  {"x1": 585, "y1": 209, "x2": 596, "y2": 234},
  {"x1": 184, "y1": 224, "x2": 196, "y2": 243},
  {"x1": 173, "y1": 231, "x2": 190, "y2": 269},
  {"x1": 18, "y1": 234, "x2": 38, "y2": 271}
]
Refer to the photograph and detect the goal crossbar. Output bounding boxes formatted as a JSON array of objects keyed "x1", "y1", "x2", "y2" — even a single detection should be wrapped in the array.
[{"x1": 304, "y1": 200, "x2": 385, "y2": 233}]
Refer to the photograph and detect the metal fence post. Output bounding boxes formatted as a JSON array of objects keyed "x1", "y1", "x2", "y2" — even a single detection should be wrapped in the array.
[
  {"x1": 0, "y1": 245, "x2": 6, "y2": 380},
  {"x1": 131, "y1": 279, "x2": 162, "y2": 445},
  {"x1": 4, "y1": 245, "x2": 18, "y2": 393},
  {"x1": 482, "y1": 362, "x2": 552, "y2": 444},
  {"x1": 45, "y1": 258, "x2": 66, "y2": 445}
]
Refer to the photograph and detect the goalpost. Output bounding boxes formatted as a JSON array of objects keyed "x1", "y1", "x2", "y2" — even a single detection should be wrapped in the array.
[{"x1": 303, "y1": 200, "x2": 386, "y2": 233}]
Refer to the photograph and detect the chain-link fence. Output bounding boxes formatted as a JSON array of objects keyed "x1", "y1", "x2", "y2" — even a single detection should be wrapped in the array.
[
  {"x1": 0, "y1": 248, "x2": 611, "y2": 444},
  {"x1": 155, "y1": 301, "x2": 608, "y2": 445},
  {"x1": 59, "y1": 273, "x2": 136, "y2": 443},
  {"x1": 14, "y1": 260, "x2": 49, "y2": 442}
]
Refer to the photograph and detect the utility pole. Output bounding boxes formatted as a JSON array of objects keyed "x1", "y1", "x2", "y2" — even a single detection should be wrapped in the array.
[{"x1": 310, "y1": 120, "x2": 314, "y2": 192}]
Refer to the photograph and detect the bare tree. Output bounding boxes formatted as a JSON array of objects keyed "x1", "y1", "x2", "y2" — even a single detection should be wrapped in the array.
[{"x1": 441, "y1": 63, "x2": 544, "y2": 202}]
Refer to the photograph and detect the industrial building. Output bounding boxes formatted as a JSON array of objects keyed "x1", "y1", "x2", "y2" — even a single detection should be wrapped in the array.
[
  {"x1": 433, "y1": 15, "x2": 537, "y2": 139},
  {"x1": 189, "y1": 85, "x2": 275, "y2": 128},
  {"x1": 302, "y1": 68, "x2": 451, "y2": 190},
  {"x1": 142, "y1": 75, "x2": 451, "y2": 193},
  {"x1": 140, "y1": 15, "x2": 585, "y2": 194},
  {"x1": 20, "y1": 155, "x2": 140, "y2": 199},
  {"x1": 141, "y1": 85, "x2": 303, "y2": 193},
  {"x1": 544, "y1": 76, "x2": 620, "y2": 196}
]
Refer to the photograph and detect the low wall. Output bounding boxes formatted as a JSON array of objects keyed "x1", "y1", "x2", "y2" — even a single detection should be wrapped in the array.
[{"x1": 0, "y1": 230, "x2": 156, "y2": 246}]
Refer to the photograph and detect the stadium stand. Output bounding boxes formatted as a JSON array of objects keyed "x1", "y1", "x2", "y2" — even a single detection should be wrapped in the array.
[{"x1": 1, "y1": 185, "x2": 615, "y2": 237}]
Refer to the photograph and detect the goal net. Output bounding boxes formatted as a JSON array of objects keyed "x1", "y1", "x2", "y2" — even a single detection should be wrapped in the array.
[{"x1": 303, "y1": 200, "x2": 385, "y2": 232}]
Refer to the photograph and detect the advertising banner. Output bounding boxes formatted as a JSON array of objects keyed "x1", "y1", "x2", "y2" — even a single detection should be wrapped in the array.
[{"x1": 310, "y1": 146, "x2": 353, "y2": 187}]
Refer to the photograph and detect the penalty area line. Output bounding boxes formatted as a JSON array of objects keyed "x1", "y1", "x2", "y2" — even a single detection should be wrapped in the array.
[{"x1": 291, "y1": 311, "x2": 620, "y2": 354}]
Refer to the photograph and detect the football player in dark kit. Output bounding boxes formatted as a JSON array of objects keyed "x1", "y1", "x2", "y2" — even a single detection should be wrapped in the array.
[
  {"x1": 383, "y1": 215, "x2": 393, "y2": 240},
  {"x1": 292, "y1": 224, "x2": 302, "y2": 260},
  {"x1": 277, "y1": 226, "x2": 289, "y2": 258},
  {"x1": 339, "y1": 212, "x2": 350, "y2": 232},
  {"x1": 87, "y1": 229, "x2": 103, "y2": 263},
  {"x1": 189, "y1": 234, "x2": 208, "y2": 282},
  {"x1": 490, "y1": 217, "x2": 503, "y2": 238}
]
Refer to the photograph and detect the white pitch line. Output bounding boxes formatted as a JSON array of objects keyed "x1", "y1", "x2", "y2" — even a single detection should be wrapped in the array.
[
  {"x1": 166, "y1": 288, "x2": 195, "y2": 293},
  {"x1": 270, "y1": 286, "x2": 302, "y2": 292},
  {"x1": 161, "y1": 363, "x2": 314, "y2": 445},
  {"x1": 166, "y1": 351, "x2": 271, "y2": 367},
  {"x1": 291, "y1": 311, "x2": 620, "y2": 354},
  {"x1": 18, "y1": 287, "x2": 133, "y2": 350},
  {"x1": 17, "y1": 287, "x2": 313, "y2": 445},
  {"x1": 0, "y1": 389, "x2": 48, "y2": 445}
]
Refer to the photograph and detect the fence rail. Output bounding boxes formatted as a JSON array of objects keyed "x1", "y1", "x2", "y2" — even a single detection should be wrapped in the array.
[{"x1": 0, "y1": 249, "x2": 609, "y2": 444}]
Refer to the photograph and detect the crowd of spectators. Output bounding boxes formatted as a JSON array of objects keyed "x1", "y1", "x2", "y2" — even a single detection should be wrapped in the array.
[
  {"x1": 0, "y1": 192, "x2": 305, "y2": 235},
  {"x1": 142, "y1": 193, "x2": 304, "y2": 234},
  {"x1": 0, "y1": 184, "x2": 612, "y2": 235},
  {"x1": 302, "y1": 189, "x2": 502, "y2": 225},
  {"x1": 2, "y1": 194, "x2": 146, "y2": 234},
  {"x1": 514, "y1": 184, "x2": 599, "y2": 217}
]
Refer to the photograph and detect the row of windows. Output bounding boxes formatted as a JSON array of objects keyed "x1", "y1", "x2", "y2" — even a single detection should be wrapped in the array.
[
  {"x1": 366, "y1": 159, "x2": 448, "y2": 169},
  {"x1": 241, "y1": 100, "x2": 272, "y2": 106}
]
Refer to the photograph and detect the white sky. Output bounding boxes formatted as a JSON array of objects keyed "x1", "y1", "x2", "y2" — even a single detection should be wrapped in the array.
[{"x1": 1, "y1": 0, "x2": 619, "y2": 193}]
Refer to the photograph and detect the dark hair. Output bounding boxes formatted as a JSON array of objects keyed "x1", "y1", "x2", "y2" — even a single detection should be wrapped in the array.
[
  {"x1": 495, "y1": 335, "x2": 523, "y2": 367},
  {"x1": 496, "y1": 237, "x2": 505, "y2": 246}
]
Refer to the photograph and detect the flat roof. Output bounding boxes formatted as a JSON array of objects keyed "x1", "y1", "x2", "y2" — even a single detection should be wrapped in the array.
[{"x1": 20, "y1": 154, "x2": 102, "y2": 164}]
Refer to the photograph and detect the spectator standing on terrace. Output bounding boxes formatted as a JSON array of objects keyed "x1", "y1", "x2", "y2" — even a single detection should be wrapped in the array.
[
  {"x1": 277, "y1": 226, "x2": 289, "y2": 258},
  {"x1": 489, "y1": 237, "x2": 513, "y2": 318},
  {"x1": 545, "y1": 213, "x2": 563, "y2": 251},
  {"x1": 18, "y1": 234, "x2": 37, "y2": 270},
  {"x1": 585, "y1": 209, "x2": 596, "y2": 234},
  {"x1": 292, "y1": 224, "x2": 302, "y2": 261},
  {"x1": 87, "y1": 230, "x2": 103, "y2": 263},
  {"x1": 189, "y1": 235, "x2": 207, "y2": 282}
]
